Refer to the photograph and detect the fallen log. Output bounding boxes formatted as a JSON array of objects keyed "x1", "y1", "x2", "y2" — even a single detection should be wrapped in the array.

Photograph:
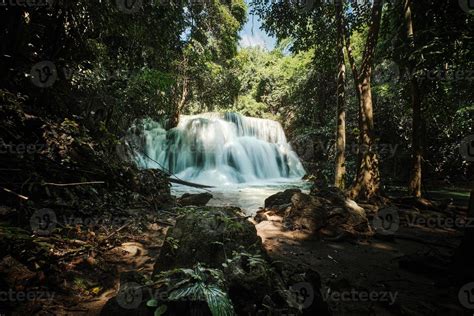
[
  {"x1": 127, "y1": 144, "x2": 214, "y2": 190},
  {"x1": 169, "y1": 178, "x2": 214, "y2": 189},
  {"x1": 42, "y1": 181, "x2": 105, "y2": 187}
]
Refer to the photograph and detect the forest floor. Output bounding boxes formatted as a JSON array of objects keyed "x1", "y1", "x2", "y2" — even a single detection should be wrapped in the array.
[
  {"x1": 255, "y1": 187, "x2": 471, "y2": 316},
  {"x1": 1, "y1": 205, "x2": 174, "y2": 315},
  {"x1": 1, "y1": 185, "x2": 472, "y2": 315}
]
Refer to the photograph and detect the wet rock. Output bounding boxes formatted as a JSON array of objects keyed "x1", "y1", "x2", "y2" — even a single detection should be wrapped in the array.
[
  {"x1": 254, "y1": 209, "x2": 268, "y2": 223},
  {"x1": 177, "y1": 192, "x2": 213, "y2": 206},
  {"x1": 264, "y1": 189, "x2": 301, "y2": 208}
]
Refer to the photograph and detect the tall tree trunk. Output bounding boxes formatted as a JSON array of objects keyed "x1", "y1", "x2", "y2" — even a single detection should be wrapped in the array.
[
  {"x1": 168, "y1": 79, "x2": 188, "y2": 129},
  {"x1": 405, "y1": 0, "x2": 423, "y2": 198},
  {"x1": 334, "y1": 1, "x2": 346, "y2": 189},
  {"x1": 454, "y1": 190, "x2": 474, "y2": 266},
  {"x1": 350, "y1": 0, "x2": 384, "y2": 201}
]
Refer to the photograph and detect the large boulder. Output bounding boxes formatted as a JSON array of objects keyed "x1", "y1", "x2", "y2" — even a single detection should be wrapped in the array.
[
  {"x1": 154, "y1": 207, "x2": 261, "y2": 272},
  {"x1": 177, "y1": 193, "x2": 213, "y2": 206},
  {"x1": 258, "y1": 187, "x2": 372, "y2": 239},
  {"x1": 264, "y1": 189, "x2": 301, "y2": 208}
]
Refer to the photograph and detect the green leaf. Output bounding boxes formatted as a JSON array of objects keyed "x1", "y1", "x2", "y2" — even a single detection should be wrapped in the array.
[
  {"x1": 155, "y1": 305, "x2": 167, "y2": 316},
  {"x1": 147, "y1": 299, "x2": 158, "y2": 307}
]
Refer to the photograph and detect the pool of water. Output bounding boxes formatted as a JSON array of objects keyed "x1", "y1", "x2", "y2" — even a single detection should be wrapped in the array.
[{"x1": 171, "y1": 178, "x2": 311, "y2": 215}]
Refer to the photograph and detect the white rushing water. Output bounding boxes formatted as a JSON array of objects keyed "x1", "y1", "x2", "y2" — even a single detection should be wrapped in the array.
[{"x1": 132, "y1": 112, "x2": 308, "y2": 213}]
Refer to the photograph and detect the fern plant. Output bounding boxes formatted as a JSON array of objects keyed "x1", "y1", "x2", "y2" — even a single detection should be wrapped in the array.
[{"x1": 152, "y1": 264, "x2": 235, "y2": 316}]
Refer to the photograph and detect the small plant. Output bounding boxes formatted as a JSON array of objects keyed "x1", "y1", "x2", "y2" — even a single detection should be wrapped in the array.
[
  {"x1": 152, "y1": 264, "x2": 235, "y2": 316},
  {"x1": 146, "y1": 299, "x2": 167, "y2": 316},
  {"x1": 165, "y1": 237, "x2": 179, "y2": 253}
]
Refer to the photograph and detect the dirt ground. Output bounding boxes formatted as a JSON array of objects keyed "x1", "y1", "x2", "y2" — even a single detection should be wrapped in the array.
[{"x1": 255, "y1": 210, "x2": 468, "y2": 315}]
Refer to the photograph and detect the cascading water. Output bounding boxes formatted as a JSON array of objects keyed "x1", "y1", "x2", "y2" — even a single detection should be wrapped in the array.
[{"x1": 133, "y1": 112, "x2": 306, "y2": 186}]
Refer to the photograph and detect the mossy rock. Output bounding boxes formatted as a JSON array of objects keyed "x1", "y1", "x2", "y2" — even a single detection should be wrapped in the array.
[{"x1": 154, "y1": 207, "x2": 262, "y2": 273}]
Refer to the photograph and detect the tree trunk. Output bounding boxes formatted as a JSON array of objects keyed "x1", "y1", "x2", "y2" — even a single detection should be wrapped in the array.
[
  {"x1": 351, "y1": 76, "x2": 380, "y2": 200},
  {"x1": 168, "y1": 77, "x2": 189, "y2": 129},
  {"x1": 334, "y1": 1, "x2": 346, "y2": 189},
  {"x1": 349, "y1": 0, "x2": 384, "y2": 201},
  {"x1": 405, "y1": 0, "x2": 423, "y2": 198},
  {"x1": 408, "y1": 76, "x2": 422, "y2": 197},
  {"x1": 454, "y1": 190, "x2": 474, "y2": 266}
]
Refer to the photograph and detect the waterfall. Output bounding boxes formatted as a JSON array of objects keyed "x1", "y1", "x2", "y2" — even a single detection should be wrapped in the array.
[{"x1": 132, "y1": 112, "x2": 306, "y2": 186}]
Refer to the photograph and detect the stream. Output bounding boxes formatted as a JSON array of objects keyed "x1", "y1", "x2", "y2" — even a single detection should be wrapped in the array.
[{"x1": 171, "y1": 179, "x2": 311, "y2": 215}]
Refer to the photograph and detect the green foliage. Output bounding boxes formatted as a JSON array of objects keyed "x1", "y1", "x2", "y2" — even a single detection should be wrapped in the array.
[
  {"x1": 247, "y1": 0, "x2": 473, "y2": 183},
  {"x1": 146, "y1": 300, "x2": 168, "y2": 316},
  {"x1": 153, "y1": 264, "x2": 235, "y2": 316},
  {"x1": 0, "y1": 0, "x2": 247, "y2": 134},
  {"x1": 199, "y1": 46, "x2": 313, "y2": 123}
]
